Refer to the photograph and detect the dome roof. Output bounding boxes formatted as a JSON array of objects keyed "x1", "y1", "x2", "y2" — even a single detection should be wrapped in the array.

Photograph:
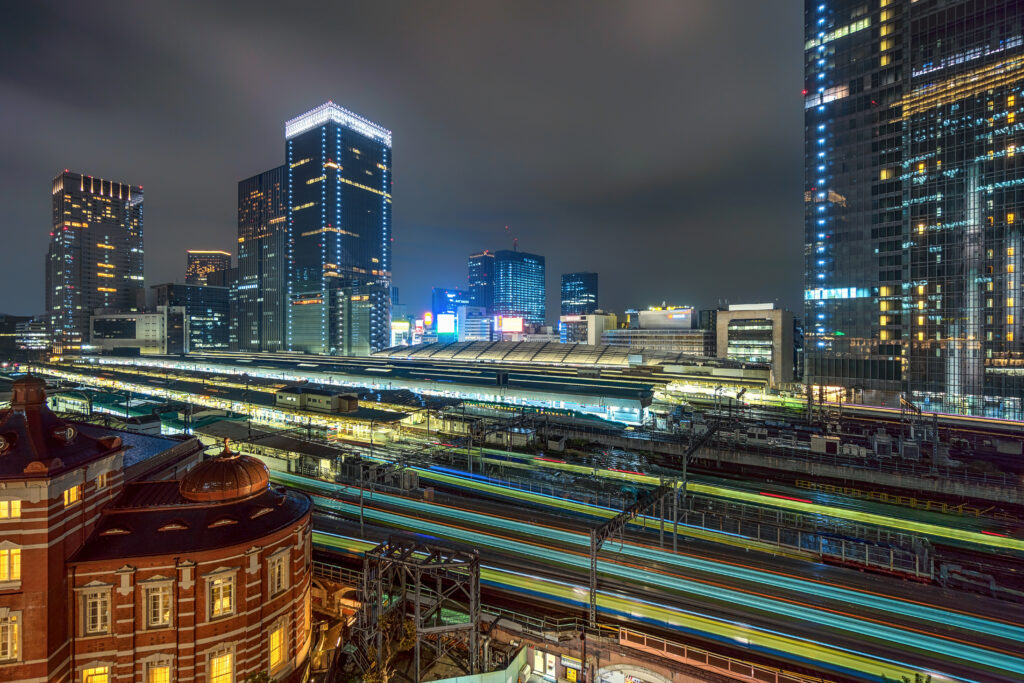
[{"x1": 178, "y1": 444, "x2": 269, "y2": 503}]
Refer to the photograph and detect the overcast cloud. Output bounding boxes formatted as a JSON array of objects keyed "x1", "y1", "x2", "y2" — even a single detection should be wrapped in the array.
[{"x1": 0, "y1": 1, "x2": 804, "y2": 319}]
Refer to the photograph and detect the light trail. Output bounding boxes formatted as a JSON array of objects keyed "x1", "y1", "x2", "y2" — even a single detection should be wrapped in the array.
[
  {"x1": 281, "y1": 471, "x2": 1024, "y2": 681},
  {"x1": 310, "y1": 530, "x2": 975, "y2": 683}
]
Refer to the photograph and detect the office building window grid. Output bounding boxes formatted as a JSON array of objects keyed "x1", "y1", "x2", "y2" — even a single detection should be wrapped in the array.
[{"x1": 803, "y1": 0, "x2": 1024, "y2": 418}]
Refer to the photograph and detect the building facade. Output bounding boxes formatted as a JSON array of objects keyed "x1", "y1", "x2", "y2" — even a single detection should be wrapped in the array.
[
  {"x1": 14, "y1": 317, "x2": 49, "y2": 355},
  {"x1": 560, "y1": 313, "x2": 617, "y2": 345},
  {"x1": 0, "y1": 375, "x2": 214, "y2": 683},
  {"x1": 0, "y1": 315, "x2": 33, "y2": 360},
  {"x1": 89, "y1": 307, "x2": 186, "y2": 355},
  {"x1": 237, "y1": 166, "x2": 287, "y2": 352},
  {"x1": 431, "y1": 287, "x2": 470, "y2": 323},
  {"x1": 46, "y1": 171, "x2": 144, "y2": 354},
  {"x1": 492, "y1": 250, "x2": 546, "y2": 327},
  {"x1": 66, "y1": 451, "x2": 312, "y2": 683},
  {"x1": 185, "y1": 251, "x2": 232, "y2": 286},
  {"x1": 717, "y1": 304, "x2": 795, "y2": 387},
  {"x1": 467, "y1": 251, "x2": 495, "y2": 313},
  {"x1": 803, "y1": 0, "x2": 1024, "y2": 418},
  {"x1": 285, "y1": 102, "x2": 392, "y2": 355},
  {"x1": 457, "y1": 306, "x2": 492, "y2": 342},
  {"x1": 601, "y1": 328, "x2": 715, "y2": 357},
  {"x1": 560, "y1": 272, "x2": 599, "y2": 316},
  {"x1": 152, "y1": 283, "x2": 232, "y2": 351}
]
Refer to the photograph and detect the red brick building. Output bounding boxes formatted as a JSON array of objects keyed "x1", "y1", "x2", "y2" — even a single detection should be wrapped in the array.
[{"x1": 0, "y1": 375, "x2": 312, "y2": 682}]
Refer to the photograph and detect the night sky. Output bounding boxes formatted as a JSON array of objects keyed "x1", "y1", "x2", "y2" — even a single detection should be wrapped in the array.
[{"x1": 0, "y1": 1, "x2": 804, "y2": 321}]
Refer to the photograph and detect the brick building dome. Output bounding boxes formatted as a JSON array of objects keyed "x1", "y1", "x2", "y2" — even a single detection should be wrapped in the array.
[{"x1": 178, "y1": 442, "x2": 269, "y2": 503}]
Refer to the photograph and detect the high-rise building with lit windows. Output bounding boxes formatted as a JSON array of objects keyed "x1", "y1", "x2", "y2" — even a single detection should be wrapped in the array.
[
  {"x1": 804, "y1": 0, "x2": 1024, "y2": 419},
  {"x1": 238, "y1": 165, "x2": 287, "y2": 351},
  {"x1": 492, "y1": 249, "x2": 546, "y2": 327},
  {"x1": 468, "y1": 250, "x2": 495, "y2": 312},
  {"x1": 561, "y1": 272, "x2": 598, "y2": 316},
  {"x1": 185, "y1": 250, "x2": 231, "y2": 285},
  {"x1": 46, "y1": 170, "x2": 143, "y2": 354},
  {"x1": 284, "y1": 102, "x2": 392, "y2": 355}
]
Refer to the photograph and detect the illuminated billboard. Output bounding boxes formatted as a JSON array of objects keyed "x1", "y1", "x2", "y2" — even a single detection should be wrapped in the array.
[
  {"x1": 436, "y1": 313, "x2": 456, "y2": 335},
  {"x1": 423, "y1": 311, "x2": 434, "y2": 327},
  {"x1": 637, "y1": 307, "x2": 694, "y2": 329},
  {"x1": 494, "y1": 316, "x2": 524, "y2": 333}
]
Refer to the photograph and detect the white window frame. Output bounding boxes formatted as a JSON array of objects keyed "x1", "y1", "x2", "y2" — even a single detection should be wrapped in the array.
[
  {"x1": 144, "y1": 582, "x2": 173, "y2": 629},
  {"x1": 0, "y1": 543, "x2": 21, "y2": 587},
  {"x1": 81, "y1": 589, "x2": 111, "y2": 636},
  {"x1": 146, "y1": 662, "x2": 171, "y2": 683},
  {"x1": 205, "y1": 570, "x2": 237, "y2": 621},
  {"x1": 140, "y1": 653, "x2": 175, "y2": 683},
  {"x1": 79, "y1": 663, "x2": 112, "y2": 683},
  {"x1": 268, "y1": 616, "x2": 288, "y2": 673},
  {"x1": 267, "y1": 547, "x2": 290, "y2": 597},
  {"x1": 206, "y1": 644, "x2": 235, "y2": 683},
  {"x1": 0, "y1": 609, "x2": 21, "y2": 662}
]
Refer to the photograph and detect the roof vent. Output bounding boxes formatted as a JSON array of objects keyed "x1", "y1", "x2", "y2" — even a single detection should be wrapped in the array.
[
  {"x1": 51, "y1": 425, "x2": 77, "y2": 444},
  {"x1": 0, "y1": 432, "x2": 16, "y2": 454}
]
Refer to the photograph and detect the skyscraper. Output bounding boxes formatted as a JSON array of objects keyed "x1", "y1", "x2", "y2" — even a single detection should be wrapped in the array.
[
  {"x1": 152, "y1": 282, "x2": 231, "y2": 351},
  {"x1": 467, "y1": 250, "x2": 495, "y2": 312},
  {"x1": 492, "y1": 249, "x2": 546, "y2": 327},
  {"x1": 561, "y1": 272, "x2": 599, "y2": 315},
  {"x1": 237, "y1": 165, "x2": 287, "y2": 351},
  {"x1": 185, "y1": 250, "x2": 231, "y2": 285},
  {"x1": 46, "y1": 171, "x2": 143, "y2": 353},
  {"x1": 285, "y1": 102, "x2": 392, "y2": 355},
  {"x1": 431, "y1": 287, "x2": 470, "y2": 322},
  {"x1": 804, "y1": 0, "x2": 1024, "y2": 419}
]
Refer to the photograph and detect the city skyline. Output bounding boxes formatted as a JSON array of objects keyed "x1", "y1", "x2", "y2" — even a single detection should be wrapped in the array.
[
  {"x1": 3, "y1": 4, "x2": 1024, "y2": 682},
  {"x1": 0, "y1": 2, "x2": 803, "y2": 321}
]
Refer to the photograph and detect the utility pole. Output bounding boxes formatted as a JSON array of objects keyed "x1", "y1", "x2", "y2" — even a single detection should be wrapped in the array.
[
  {"x1": 243, "y1": 373, "x2": 251, "y2": 438},
  {"x1": 588, "y1": 481, "x2": 674, "y2": 626},
  {"x1": 359, "y1": 463, "x2": 365, "y2": 534}
]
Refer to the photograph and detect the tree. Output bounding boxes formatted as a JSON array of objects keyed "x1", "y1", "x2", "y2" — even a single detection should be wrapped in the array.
[
  {"x1": 363, "y1": 613, "x2": 417, "y2": 683},
  {"x1": 244, "y1": 673, "x2": 276, "y2": 683}
]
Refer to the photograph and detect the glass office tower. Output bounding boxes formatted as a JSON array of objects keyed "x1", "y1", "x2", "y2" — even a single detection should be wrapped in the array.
[
  {"x1": 237, "y1": 166, "x2": 287, "y2": 351},
  {"x1": 561, "y1": 272, "x2": 598, "y2": 315},
  {"x1": 152, "y1": 282, "x2": 231, "y2": 351},
  {"x1": 803, "y1": 0, "x2": 1024, "y2": 419},
  {"x1": 468, "y1": 250, "x2": 495, "y2": 312},
  {"x1": 492, "y1": 249, "x2": 546, "y2": 327},
  {"x1": 284, "y1": 102, "x2": 392, "y2": 355},
  {"x1": 46, "y1": 171, "x2": 144, "y2": 353}
]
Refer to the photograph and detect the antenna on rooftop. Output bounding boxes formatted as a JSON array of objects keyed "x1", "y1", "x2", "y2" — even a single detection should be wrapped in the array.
[{"x1": 505, "y1": 224, "x2": 518, "y2": 251}]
